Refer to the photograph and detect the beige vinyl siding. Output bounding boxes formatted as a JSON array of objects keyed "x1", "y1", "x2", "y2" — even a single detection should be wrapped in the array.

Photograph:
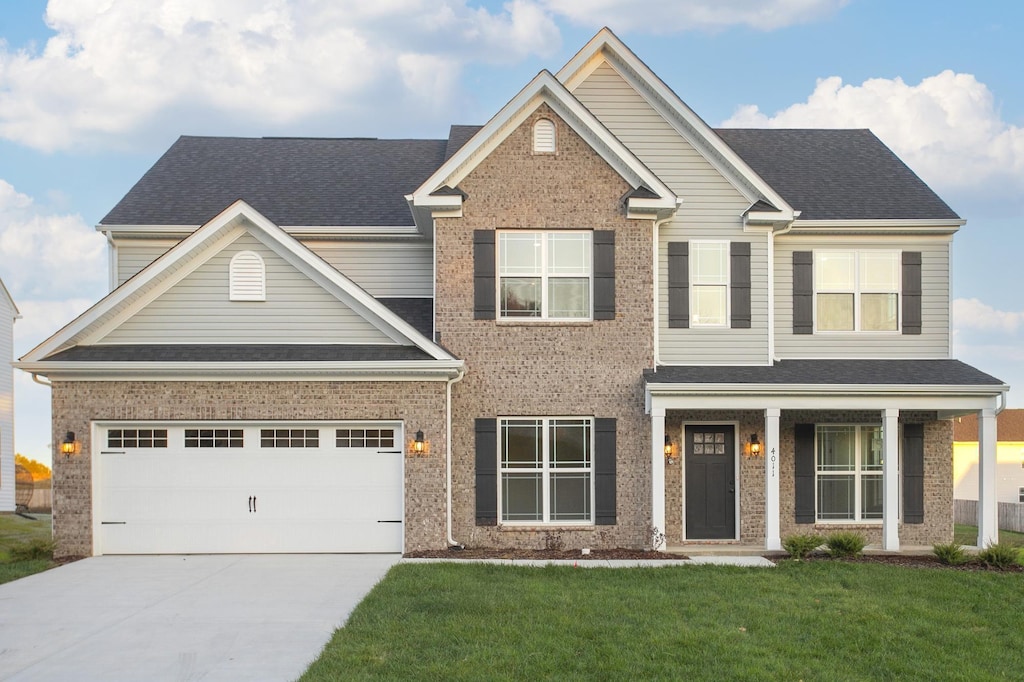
[
  {"x1": 0, "y1": 286, "x2": 14, "y2": 511},
  {"x1": 116, "y1": 241, "x2": 179, "y2": 286},
  {"x1": 305, "y1": 241, "x2": 433, "y2": 297},
  {"x1": 575, "y1": 61, "x2": 768, "y2": 364},
  {"x1": 658, "y1": 227, "x2": 769, "y2": 364},
  {"x1": 99, "y1": 232, "x2": 395, "y2": 345},
  {"x1": 775, "y1": 234, "x2": 951, "y2": 358}
]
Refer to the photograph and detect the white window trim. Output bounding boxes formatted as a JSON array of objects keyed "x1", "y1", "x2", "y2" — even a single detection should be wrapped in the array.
[
  {"x1": 689, "y1": 240, "x2": 730, "y2": 328},
  {"x1": 1019, "y1": 486, "x2": 1024, "y2": 504},
  {"x1": 498, "y1": 416, "x2": 595, "y2": 526},
  {"x1": 814, "y1": 424, "x2": 898, "y2": 525},
  {"x1": 496, "y1": 230, "x2": 594, "y2": 321},
  {"x1": 814, "y1": 249, "x2": 901, "y2": 334}
]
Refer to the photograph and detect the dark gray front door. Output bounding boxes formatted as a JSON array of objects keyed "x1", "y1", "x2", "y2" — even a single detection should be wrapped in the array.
[{"x1": 684, "y1": 425, "x2": 736, "y2": 540}]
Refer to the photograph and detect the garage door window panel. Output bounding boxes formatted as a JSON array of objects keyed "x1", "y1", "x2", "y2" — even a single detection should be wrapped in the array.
[
  {"x1": 185, "y1": 429, "x2": 244, "y2": 448},
  {"x1": 261, "y1": 429, "x2": 319, "y2": 448},
  {"x1": 336, "y1": 428, "x2": 396, "y2": 448},
  {"x1": 107, "y1": 429, "x2": 168, "y2": 449}
]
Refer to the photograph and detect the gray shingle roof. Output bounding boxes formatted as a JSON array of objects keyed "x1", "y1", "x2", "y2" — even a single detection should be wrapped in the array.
[
  {"x1": 644, "y1": 360, "x2": 1003, "y2": 386},
  {"x1": 101, "y1": 136, "x2": 448, "y2": 227},
  {"x1": 445, "y1": 125, "x2": 482, "y2": 160},
  {"x1": 47, "y1": 344, "x2": 433, "y2": 362},
  {"x1": 378, "y1": 297, "x2": 433, "y2": 338},
  {"x1": 714, "y1": 128, "x2": 960, "y2": 221}
]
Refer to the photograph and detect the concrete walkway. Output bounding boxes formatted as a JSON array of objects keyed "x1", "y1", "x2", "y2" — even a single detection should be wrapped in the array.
[
  {"x1": 402, "y1": 555, "x2": 775, "y2": 568},
  {"x1": 0, "y1": 554, "x2": 399, "y2": 682}
]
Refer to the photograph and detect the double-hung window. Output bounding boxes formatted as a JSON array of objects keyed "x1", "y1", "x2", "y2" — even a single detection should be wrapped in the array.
[
  {"x1": 499, "y1": 417, "x2": 593, "y2": 523},
  {"x1": 690, "y1": 241, "x2": 729, "y2": 326},
  {"x1": 816, "y1": 251, "x2": 899, "y2": 331},
  {"x1": 498, "y1": 231, "x2": 591, "y2": 319},
  {"x1": 816, "y1": 425, "x2": 886, "y2": 522}
]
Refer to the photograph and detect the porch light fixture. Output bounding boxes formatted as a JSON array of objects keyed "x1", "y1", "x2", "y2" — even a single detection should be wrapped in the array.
[
  {"x1": 745, "y1": 434, "x2": 762, "y2": 458},
  {"x1": 61, "y1": 431, "x2": 80, "y2": 459},
  {"x1": 664, "y1": 436, "x2": 678, "y2": 465},
  {"x1": 412, "y1": 429, "x2": 427, "y2": 456}
]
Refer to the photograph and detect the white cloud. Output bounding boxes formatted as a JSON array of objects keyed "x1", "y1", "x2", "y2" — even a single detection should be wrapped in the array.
[
  {"x1": 540, "y1": 0, "x2": 848, "y2": 33},
  {"x1": 722, "y1": 71, "x2": 1024, "y2": 193},
  {"x1": 0, "y1": 0, "x2": 561, "y2": 151},
  {"x1": 953, "y1": 298, "x2": 1024, "y2": 335},
  {"x1": 0, "y1": 179, "x2": 107, "y2": 301}
]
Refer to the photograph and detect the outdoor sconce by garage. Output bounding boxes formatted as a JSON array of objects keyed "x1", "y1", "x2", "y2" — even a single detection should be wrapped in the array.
[
  {"x1": 744, "y1": 434, "x2": 762, "y2": 458},
  {"x1": 664, "y1": 435, "x2": 678, "y2": 465},
  {"x1": 411, "y1": 429, "x2": 427, "y2": 456},
  {"x1": 61, "y1": 431, "x2": 80, "y2": 459}
]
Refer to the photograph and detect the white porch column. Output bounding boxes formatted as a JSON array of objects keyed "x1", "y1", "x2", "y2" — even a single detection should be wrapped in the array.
[
  {"x1": 882, "y1": 408, "x2": 900, "y2": 551},
  {"x1": 764, "y1": 408, "x2": 782, "y2": 551},
  {"x1": 651, "y1": 407, "x2": 667, "y2": 551},
  {"x1": 977, "y1": 408, "x2": 998, "y2": 547}
]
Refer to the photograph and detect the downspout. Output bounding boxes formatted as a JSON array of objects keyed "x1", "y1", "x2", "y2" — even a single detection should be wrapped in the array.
[
  {"x1": 103, "y1": 230, "x2": 116, "y2": 292},
  {"x1": 652, "y1": 209, "x2": 678, "y2": 369},
  {"x1": 31, "y1": 373, "x2": 52, "y2": 387},
  {"x1": 768, "y1": 218, "x2": 796, "y2": 364},
  {"x1": 446, "y1": 367, "x2": 466, "y2": 548}
]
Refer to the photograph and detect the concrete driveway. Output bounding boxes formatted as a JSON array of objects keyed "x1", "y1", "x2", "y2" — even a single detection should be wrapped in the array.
[{"x1": 0, "y1": 554, "x2": 399, "y2": 681}]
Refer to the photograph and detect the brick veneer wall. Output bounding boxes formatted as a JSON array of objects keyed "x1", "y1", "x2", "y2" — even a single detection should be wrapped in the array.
[
  {"x1": 51, "y1": 380, "x2": 447, "y2": 558},
  {"x1": 436, "y1": 105, "x2": 655, "y2": 550}
]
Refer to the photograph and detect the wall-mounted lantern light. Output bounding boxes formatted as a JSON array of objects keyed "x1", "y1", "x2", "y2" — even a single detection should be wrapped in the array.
[
  {"x1": 61, "y1": 431, "x2": 80, "y2": 459},
  {"x1": 744, "y1": 433, "x2": 762, "y2": 458},
  {"x1": 411, "y1": 429, "x2": 427, "y2": 456},
  {"x1": 664, "y1": 435, "x2": 678, "y2": 465}
]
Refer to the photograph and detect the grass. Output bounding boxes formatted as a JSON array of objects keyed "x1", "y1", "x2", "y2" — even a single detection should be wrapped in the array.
[
  {"x1": 0, "y1": 513, "x2": 55, "y2": 585},
  {"x1": 954, "y1": 524, "x2": 1024, "y2": 547},
  {"x1": 301, "y1": 562, "x2": 1024, "y2": 681}
]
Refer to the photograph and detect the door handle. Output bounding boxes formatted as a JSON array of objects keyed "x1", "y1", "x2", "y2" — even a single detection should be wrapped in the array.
[{"x1": 252, "y1": 495, "x2": 257, "y2": 513}]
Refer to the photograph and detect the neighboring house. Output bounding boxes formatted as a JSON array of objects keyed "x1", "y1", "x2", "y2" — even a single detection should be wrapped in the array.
[
  {"x1": 17, "y1": 29, "x2": 1007, "y2": 558},
  {"x1": 0, "y1": 277, "x2": 18, "y2": 513},
  {"x1": 953, "y1": 410, "x2": 1024, "y2": 504}
]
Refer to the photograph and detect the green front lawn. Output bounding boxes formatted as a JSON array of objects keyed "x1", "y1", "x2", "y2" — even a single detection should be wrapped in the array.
[
  {"x1": 302, "y1": 562, "x2": 1024, "y2": 681},
  {"x1": 954, "y1": 524, "x2": 1024, "y2": 547},
  {"x1": 0, "y1": 513, "x2": 55, "y2": 585}
]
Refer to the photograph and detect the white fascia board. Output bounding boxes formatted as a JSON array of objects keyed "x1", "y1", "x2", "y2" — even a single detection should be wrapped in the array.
[
  {"x1": 98, "y1": 224, "x2": 199, "y2": 236},
  {"x1": 646, "y1": 382, "x2": 1008, "y2": 412},
  {"x1": 15, "y1": 360, "x2": 464, "y2": 382},
  {"x1": 789, "y1": 219, "x2": 966, "y2": 235},
  {"x1": 556, "y1": 29, "x2": 794, "y2": 221},
  {"x1": 101, "y1": 223, "x2": 424, "y2": 239},
  {"x1": 0, "y1": 278, "x2": 19, "y2": 318},
  {"x1": 411, "y1": 70, "x2": 675, "y2": 208}
]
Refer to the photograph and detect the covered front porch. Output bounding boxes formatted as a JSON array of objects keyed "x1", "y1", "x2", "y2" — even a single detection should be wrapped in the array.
[{"x1": 644, "y1": 360, "x2": 1008, "y2": 552}]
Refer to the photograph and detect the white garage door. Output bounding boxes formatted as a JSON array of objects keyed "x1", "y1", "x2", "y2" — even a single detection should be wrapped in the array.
[{"x1": 95, "y1": 422, "x2": 404, "y2": 554}]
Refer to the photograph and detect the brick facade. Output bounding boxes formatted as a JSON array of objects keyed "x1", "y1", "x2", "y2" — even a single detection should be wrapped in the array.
[
  {"x1": 436, "y1": 105, "x2": 656, "y2": 550},
  {"x1": 50, "y1": 380, "x2": 447, "y2": 558}
]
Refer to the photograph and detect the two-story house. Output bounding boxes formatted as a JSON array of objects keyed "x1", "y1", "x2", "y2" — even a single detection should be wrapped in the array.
[
  {"x1": 1, "y1": 277, "x2": 17, "y2": 513},
  {"x1": 18, "y1": 29, "x2": 1007, "y2": 558}
]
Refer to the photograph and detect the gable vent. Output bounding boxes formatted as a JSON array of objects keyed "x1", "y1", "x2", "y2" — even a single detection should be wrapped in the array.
[
  {"x1": 229, "y1": 251, "x2": 266, "y2": 301},
  {"x1": 533, "y1": 119, "x2": 555, "y2": 153}
]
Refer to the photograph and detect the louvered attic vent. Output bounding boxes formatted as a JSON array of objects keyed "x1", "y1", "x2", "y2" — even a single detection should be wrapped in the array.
[
  {"x1": 229, "y1": 251, "x2": 266, "y2": 301},
  {"x1": 533, "y1": 119, "x2": 555, "y2": 153}
]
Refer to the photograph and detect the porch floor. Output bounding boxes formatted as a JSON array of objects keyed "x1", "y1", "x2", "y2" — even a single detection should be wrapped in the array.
[{"x1": 668, "y1": 544, "x2": 937, "y2": 557}]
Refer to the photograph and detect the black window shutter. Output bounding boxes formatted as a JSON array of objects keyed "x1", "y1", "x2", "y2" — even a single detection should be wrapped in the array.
[
  {"x1": 730, "y1": 241, "x2": 751, "y2": 329},
  {"x1": 594, "y1": 418, "x2": 617, "y2": 525},
  {"x1": 593, "y1": 231, "x2": 616, "y2": 320},
  {"x1": 794, "y1": 423, "x2": 816, "y2": 524},
  {"x1": 902, "y1": 251, "x2": 922, "y2": 335},
  {"x1": 473, "y1": 230, "x2": 495, "y2": 320},
  {"x1": 668, "y1": 242, "x2": 689, "y2": 328},
  {"x1": 475, "y1": 418, "x2": 498, "y2": 526},
  {"x1": 903, "y1": 423, "x2": 925, "y2": 524},
  {"x1": 793, "y1": 251, "x2": 813, "y2": 335}
]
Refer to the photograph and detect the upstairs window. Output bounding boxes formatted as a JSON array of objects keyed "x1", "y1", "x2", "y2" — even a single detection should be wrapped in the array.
[
  {"x1": 690, "y1": 241, "x2": 729, "y2": 326},
  {"x1": 816, "y1": 251, "x2": 899, "y2": 331},
  {"x1": 498, "y1": 231, "x2": 591, "y2": 320},
  {"x1": 229, "y1": 251, "x2": 266, "y2": 301},
  {"x1": 533, "y1": 119, "x2": 556, "y2": 153}
]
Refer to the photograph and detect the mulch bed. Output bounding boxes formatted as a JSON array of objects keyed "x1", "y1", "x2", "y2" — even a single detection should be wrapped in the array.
[
  {"x1": 781, "y1": 553, "x2": 1024, "y2": 572},
  {"x1": 405, "y1": 547, "x2": 690, "y2": 561}
]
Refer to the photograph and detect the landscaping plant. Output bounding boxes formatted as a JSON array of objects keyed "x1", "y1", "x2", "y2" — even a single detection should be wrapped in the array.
[
  {"x1": 932, "y1": 542, "x2": 969, "y2": 566},
  {"x1": 782, "y1": 533, "x2": 821, "y2": 559},
  {"x1": 977, "y1": 542, "x2": 1023, "y2": 569},
  {"x1": 825, "y1": 531, "x2": 866, "y2": 558}
]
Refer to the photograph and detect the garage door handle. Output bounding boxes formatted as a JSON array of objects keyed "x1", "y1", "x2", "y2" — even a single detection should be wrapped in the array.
[
  {"x1": 377, "y1": 520, "x2": 402, "y2": 524},
  {"x1": 249, "y1": 495, "x2": 258, "y2": 513}
]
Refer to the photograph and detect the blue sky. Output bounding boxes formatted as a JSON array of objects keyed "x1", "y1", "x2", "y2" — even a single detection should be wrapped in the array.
[{"x1": 2, "y1": 0, "x2": 1022, "y2": 464}]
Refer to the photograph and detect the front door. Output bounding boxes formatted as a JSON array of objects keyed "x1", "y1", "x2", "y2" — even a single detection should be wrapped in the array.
[{"x1": 684, "y1": 425, "x2": 736, "y2": 540}]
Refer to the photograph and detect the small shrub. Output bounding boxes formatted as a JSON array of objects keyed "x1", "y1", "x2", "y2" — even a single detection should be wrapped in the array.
[
  {"x1": 8, "y1": 538, "x2": 55, "y2": 562},
  {"x1": 932, "y1": 543, "x2": 969, "y2": 566},
  {"x1": 782, "y1": 533, "x2": 822, "y2": 559},
  {"x1": 977, "y1": 542, "x2": 1022, "y2": 569},
  {"x1": 825, "y1": 532, "x2": 866, "y2": 558}
]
